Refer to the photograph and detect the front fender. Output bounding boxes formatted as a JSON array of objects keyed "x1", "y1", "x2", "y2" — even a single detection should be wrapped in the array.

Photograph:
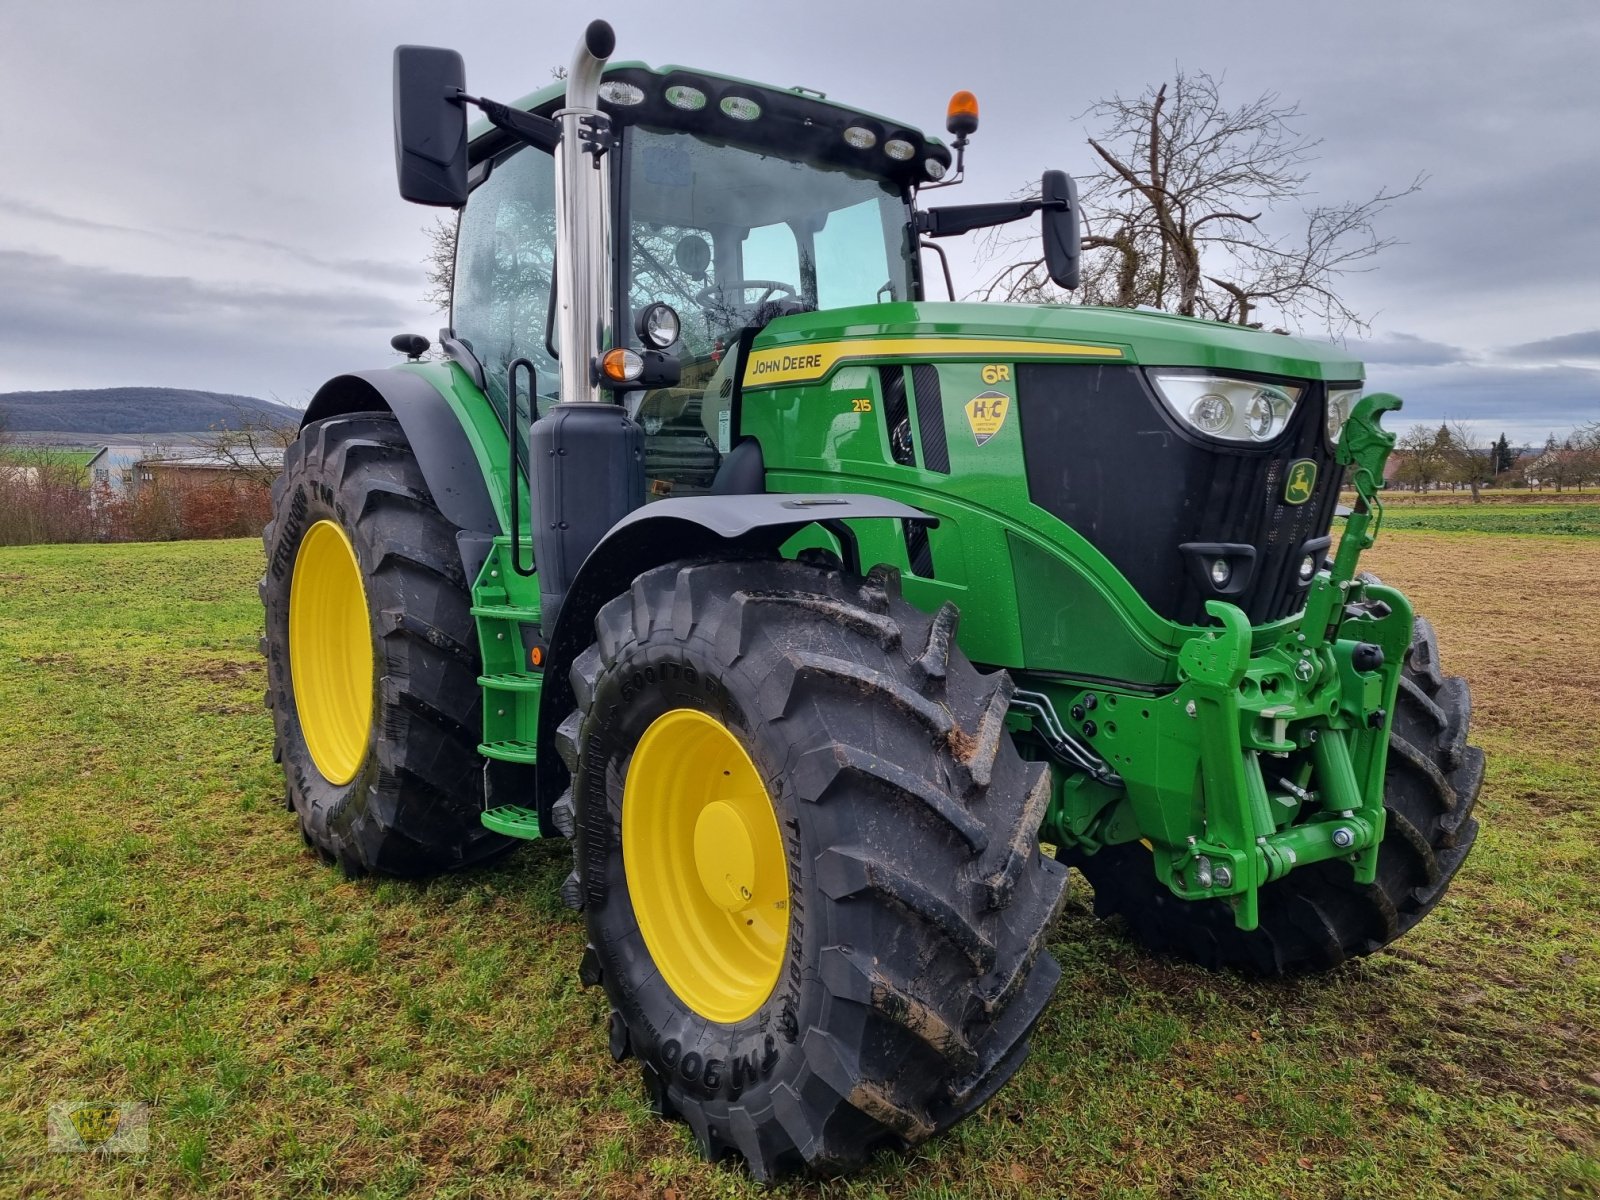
[{"x1": 534, "y1": 492, "x2": 935, "y2": 827}]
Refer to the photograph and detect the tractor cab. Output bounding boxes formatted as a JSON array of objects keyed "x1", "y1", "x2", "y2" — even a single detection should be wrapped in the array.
[
  {"x1": 450, "y1": 62, "x2": 951, "y2": 497},
  {"x1": 616, "y1": 111, "x2": 923, "y2": 493}
]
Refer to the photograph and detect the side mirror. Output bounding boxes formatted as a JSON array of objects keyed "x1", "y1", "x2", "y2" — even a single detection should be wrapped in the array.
[
  {"x1": 393, "y1": 45, "x2": 469, "y2": 207},
  {"x1": 1040, "y1": 170, "x2": 1081, "y2": 290}
]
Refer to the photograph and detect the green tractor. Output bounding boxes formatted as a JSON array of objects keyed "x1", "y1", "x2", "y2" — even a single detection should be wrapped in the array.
[{"x1": 261, "y1": 19, "x2": 1482, "y2": 1178}]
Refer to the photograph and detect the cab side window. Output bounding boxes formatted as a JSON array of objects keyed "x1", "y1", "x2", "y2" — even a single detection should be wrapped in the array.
[{"x1": 452, "y1": 146, "x2": 559, "y2": 424}]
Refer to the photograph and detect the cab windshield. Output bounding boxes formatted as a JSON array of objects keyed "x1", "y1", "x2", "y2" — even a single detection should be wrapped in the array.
[
  {"x1": 621, "y1": 127, "x2": 913, "y2": 484},
  {"x1": 624, "y1": 127, "x2": 914, "y2": 355}
]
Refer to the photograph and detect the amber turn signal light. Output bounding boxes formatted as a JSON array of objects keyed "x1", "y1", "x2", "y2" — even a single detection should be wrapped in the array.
[{"x1": 600, "y1": 346, "x2": 644, "y2": 382}]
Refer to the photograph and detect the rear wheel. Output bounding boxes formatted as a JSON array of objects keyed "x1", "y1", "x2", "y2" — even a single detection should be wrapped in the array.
[
  {"x1": 557, "y1": 557, "x2": 1067, "y2": 1178},
  {"x1": 1069, "y1": 610, "x2": 1483, "y2": 976},
  {"x1": 261, "y1": 411, "x2": 511, "y2": 876}
]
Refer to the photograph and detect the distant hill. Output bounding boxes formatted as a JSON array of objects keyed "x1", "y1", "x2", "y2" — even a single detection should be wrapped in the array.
[{"x1": 0, "y1": 388, "x2": 301, "y2": 434}]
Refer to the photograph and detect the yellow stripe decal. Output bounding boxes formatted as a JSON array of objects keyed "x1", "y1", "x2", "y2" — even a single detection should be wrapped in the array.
[{"x1": 743, "y1": 337, "x2": 1124, "y2": 387}]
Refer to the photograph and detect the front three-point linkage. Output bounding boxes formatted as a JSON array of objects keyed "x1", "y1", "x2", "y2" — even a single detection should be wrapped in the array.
[{"x1": 1165, "y1": 394, "x2": 1410, "y2": 930}]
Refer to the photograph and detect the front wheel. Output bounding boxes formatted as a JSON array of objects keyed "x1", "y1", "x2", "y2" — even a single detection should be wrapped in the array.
[{"x1": 556, "y1": 558, "x2": 1066, "y2": 1178}]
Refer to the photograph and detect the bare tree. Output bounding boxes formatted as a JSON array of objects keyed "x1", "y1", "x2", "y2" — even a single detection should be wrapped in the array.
[
  {"x1": 193, "y1": 399, "x2": 299, "y2": 484},
  {"x1": 1525, "y1": 433, "x2": 1577, "y2": 492},
  {"x1": 1440, "y1": 420, "x2": 1495, "y2": 502},
  {"x1": 979, "y1": 70, "x2": 1422, "y2": 335},
  {"x1": 424, "y1": 213, "x2": 459, "y2": 312},
  {"x1": 1568, "y1": 421, "x2": 1600, "y2": 489}
]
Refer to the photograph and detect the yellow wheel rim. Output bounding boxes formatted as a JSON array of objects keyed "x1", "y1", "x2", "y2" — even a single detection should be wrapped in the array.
[
  {"x1": 289, "y1": 519, "x2": 374, "y2": 785},
  {"x1": 623, "y1": 709, "x2": 790, "y2": 1023}
]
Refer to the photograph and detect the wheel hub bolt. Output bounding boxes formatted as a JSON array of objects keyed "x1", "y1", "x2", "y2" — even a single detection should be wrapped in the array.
[{"x1": 1331, "y1": 827, "x2": 1354, "y2": 848}]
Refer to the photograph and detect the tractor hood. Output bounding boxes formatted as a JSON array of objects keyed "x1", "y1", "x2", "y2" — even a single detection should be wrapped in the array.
[{"x1": 749, "y1": 301, "x2": 1365, "y2": 383}]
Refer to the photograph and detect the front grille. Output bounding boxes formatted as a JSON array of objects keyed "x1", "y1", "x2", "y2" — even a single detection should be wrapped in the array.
[{"x1": 1015, "y1": 363, "x2": 1340, "y2": 626}]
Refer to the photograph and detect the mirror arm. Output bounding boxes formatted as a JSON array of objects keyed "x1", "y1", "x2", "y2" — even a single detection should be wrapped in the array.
[
  {"x1": 916, "y1": 196, "x2": 1063, "y2": 238},
  {"x1": 459, "y1": 92, "x2": 562, "y2": 153}
]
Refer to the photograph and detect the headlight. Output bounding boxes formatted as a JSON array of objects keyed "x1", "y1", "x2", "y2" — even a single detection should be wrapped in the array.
[
  {"x1": 1149, "y1": 372, "x2": 1304, "y2": 443},
  {"x1": 1326, "y1": 386, "x2": 1362, "y2": 445}
]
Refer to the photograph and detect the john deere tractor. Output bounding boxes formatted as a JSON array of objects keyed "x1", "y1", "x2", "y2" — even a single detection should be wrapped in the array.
[{"x1": 261, "y1": 19, "x2": 1482, "y2": 1178}]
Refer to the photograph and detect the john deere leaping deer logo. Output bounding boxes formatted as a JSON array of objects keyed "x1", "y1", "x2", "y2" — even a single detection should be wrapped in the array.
[
  {"x1": 964, "y1": 391, "x2": 1010, "y2": 445},
  {"x1": 1285, "y1": 459, "x2": 1318, "y2": 505}
]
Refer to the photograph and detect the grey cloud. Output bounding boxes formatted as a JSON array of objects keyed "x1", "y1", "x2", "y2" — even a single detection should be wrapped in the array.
[
  {"x1": 0, "y1": 194, "x2": 150, "y2": 237},
  {"x1": 1356, "y1": 333, "x2": 1467, "y2": 367},
  {"x1": 0, "y1": 250, "x2": 412, "y2": 330},
  {"x1": 196, "y1": 230, "x2": 424, "y2": 289},
  {"x1": 0, "y1": 250, "x2": 418, "y2": 401},
  {"x1": 1501, "y1": 330, "x2": 1600, "y2": 362},
  {"x1": 0, "y1": 194, "x2": 421, "y2": 290},
  {"x1": 1363, "y1": 360, "x2": 1600, "y2": 444}
]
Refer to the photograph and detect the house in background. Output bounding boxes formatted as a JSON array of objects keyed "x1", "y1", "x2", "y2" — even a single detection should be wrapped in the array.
[
  {"x1": 129, "y1": 450, "x2": 284, "y2": 492},
  {"x1": 84, "y1": 445, "x2": 146, "y2": 494},
  {"x1": 1522, "y1": 447, "x2": 1593, "y2": 490}
]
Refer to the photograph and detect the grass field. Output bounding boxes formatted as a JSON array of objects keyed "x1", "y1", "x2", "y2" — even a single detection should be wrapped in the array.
[
  {"x1": 1338, "y1": 489, "x2": 1600, "y2": 537},
  {"x1": 0, "y1": 447, "x2": 97, "y2": 470},
  {"x1": 1, "y1": 534, "x2": 1596, "y2": 1199},
  {"x1": 1377, "y1": 507, "x2": 1600, "y2": 536},
  {"x1": 1347, "y1": 491, "x2": 1600, "y2": 537}
]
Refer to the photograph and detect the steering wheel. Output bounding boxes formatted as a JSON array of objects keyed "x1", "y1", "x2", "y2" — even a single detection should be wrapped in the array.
[{"x1": 693, "y1": 279, "x2": 798, "y2": 309}]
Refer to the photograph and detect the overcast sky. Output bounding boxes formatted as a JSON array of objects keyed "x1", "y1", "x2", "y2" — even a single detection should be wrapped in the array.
[{"x1": 2, "y1": 0, "x2": 1596, "y2": 444}]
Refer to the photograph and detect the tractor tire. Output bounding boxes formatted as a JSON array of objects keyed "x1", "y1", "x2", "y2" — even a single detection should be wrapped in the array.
[
  {"x1": 556, "y1": 557, "x2": 1067, "y2": 1179},
  {"x1": 1068, "y1": 609, "x2": 1482, "y2": 976},
  {"x1": 260, "y1": 411, "x2": 512, "y2": 876}
]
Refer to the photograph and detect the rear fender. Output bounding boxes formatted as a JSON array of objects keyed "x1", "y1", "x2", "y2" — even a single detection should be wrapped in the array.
[{"x1": 302, "y1": 366, "x2": 504, "y2": 538}]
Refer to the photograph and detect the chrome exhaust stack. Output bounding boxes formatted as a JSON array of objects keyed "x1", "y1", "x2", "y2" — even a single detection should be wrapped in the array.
[
  {"x1": 553, "y1": 19, "x2": 616, "y2": 406},
  {"x1": 531, "y1": 18, "x2": 644, "y2": 628}
]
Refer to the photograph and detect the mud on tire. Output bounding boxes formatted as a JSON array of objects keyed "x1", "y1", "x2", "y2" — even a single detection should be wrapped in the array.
[
  {"x1": 1069, "y1": 610, "x2": 1483, "y2": 976},
  {"x1": 261, "y1": 411, "x2": 512, "y2": 876},
  {"x1": 556, "y1": 557, "x2": 1067, "y2": 1178}
]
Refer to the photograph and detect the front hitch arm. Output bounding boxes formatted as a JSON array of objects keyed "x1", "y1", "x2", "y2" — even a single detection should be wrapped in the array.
[{"x1": 1305, "y1": 392, "x2": 1402, "y2": 641}]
